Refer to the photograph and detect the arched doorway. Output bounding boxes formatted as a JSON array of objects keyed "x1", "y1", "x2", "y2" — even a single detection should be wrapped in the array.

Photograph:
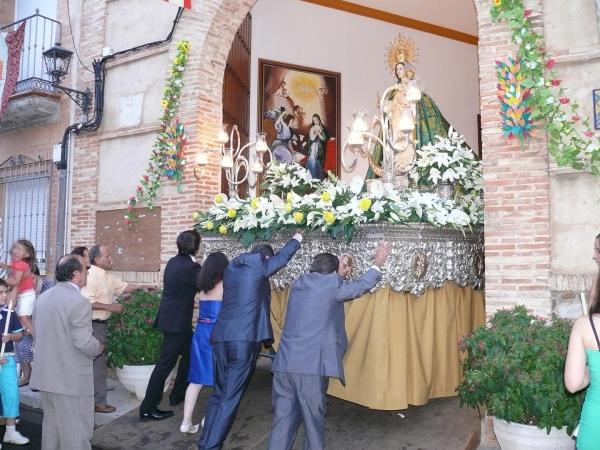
[{"x1": 184, "y1": 0, "x2": 552, "y2": 317}]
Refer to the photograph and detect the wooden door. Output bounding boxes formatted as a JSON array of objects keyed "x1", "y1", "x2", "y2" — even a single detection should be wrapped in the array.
[{"x1": 222, "y1": 13, "x2": 251, "y2": 197}]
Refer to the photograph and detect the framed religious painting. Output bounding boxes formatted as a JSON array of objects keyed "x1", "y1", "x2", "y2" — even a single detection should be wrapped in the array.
[
  {"x1": 594, "y1": 89, "x2": 600, "y2": 130},
  {"x1": 258, "y1": 59, "x2": 341, "y2": 181}
]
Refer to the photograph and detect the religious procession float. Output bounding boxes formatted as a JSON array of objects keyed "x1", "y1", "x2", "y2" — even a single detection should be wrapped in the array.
[{"x1": 190, "y1": 35, "x2": 485, "y2": 410}]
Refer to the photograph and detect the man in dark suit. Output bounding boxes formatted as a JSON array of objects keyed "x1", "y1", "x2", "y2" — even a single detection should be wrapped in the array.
[
  {"x1": 267, "y1": 241, "x2": 390, "y2": 450},
  {"x1": 198, "y1": 231, "x2": 303, "y2": 450},
  {"x1": 139, "y1": 230, "x2": 202, "y2": 420}
]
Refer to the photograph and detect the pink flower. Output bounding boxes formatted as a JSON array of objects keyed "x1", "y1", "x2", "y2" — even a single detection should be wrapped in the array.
[
  {"x1": 143, "y1": 175, "x2": 149, "y2": 182},
  {"x1": 550, "y1": 79, "x2": 561, "y2": 87},
  {"x1": 584, "y1": 131, "x2": 595, "y2": 138},
  {"x1": 559, "y1": 97, "x2": 570, "y2": 105},
  {"x1": 124, "y1": 219, "x2": 130, "y2": 226},
  {"x1": 546, "y1": 59, "x2": 556, "y2": 69},
  {"x1": 524, "y1": 9, "x2": 532, "y2": 17},
  {"x1": 572, "y1": 115, "x2": 581, "y2": 122},
  {"x1": 136, "y1": 185, "x2": 143, "y2": 192}
]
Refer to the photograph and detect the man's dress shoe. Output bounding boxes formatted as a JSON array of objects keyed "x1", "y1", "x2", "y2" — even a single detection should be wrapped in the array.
[{"x1": 139, "y1": 407, "x2": 174, "y2": 421}]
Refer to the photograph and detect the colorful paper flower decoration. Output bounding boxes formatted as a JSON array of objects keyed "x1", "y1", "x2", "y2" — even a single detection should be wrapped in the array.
[{"x1": 496, "y1": 58, "x2": 533, "y2": 142}]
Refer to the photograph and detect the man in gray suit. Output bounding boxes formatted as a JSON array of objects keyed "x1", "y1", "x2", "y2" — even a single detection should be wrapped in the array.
[
  {"x1": 268, "y1": 241, "x2": 390, "y2": 450},
  {"x1": 31, "y1": 254, "x2": 104, "y2": 450}
]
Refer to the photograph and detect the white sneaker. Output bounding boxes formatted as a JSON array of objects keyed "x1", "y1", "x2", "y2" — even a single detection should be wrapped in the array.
[{"x1": 3, "y1": 429, "x2": 29, "y2": 445}]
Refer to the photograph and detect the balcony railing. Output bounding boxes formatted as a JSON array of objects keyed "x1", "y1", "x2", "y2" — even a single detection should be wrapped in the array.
[{"x1": 1, "y1": 11, "x2": 62, "y2": 95}]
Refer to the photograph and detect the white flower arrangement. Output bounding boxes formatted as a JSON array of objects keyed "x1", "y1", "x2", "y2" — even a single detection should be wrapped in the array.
[
  {"x1": 194, "y1": 162, "x2": 484, "y2": 246},
  {"x1": 260, "y1": 162, "x2": 315, "y2": 197},
  {"x1": 410, "y1": 127, "x2": 482, "y2": 193}
]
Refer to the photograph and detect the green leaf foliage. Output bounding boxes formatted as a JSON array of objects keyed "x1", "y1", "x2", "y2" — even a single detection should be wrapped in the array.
[
  {"x1": 106, "y1": 290, "x2": 163, "y2": 368},
  {"x1": 457, "y1": 305, "x2": 584, "y2": 435},
  {"x1": 491, "y1": 0, "x2": 600, "y2": 174}
]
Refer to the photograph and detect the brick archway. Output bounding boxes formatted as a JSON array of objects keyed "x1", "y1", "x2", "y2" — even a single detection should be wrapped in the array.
[{"x1": 179, "y1": 0, "x2": 552, "y2": 315}]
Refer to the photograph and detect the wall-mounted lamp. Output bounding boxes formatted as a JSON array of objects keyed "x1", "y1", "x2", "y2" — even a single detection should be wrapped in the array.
[{"x1": 42, "y1": 43, "x2": 93, "y2": 114}]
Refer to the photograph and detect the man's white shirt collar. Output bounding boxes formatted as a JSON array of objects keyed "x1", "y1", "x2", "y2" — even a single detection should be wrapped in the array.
[{"x1": 67, "y1": 281, "x2": 81, "y2": 292}]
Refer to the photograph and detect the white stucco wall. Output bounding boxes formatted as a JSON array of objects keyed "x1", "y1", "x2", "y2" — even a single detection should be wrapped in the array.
[
  {"x1": 248, "y1": 0, "x2": 480, "y2": 181},
  {"x1": 105, "y1": 0, "x2": 175, "y2": 52},
  {"x1": 102, "y1": 50, "x2": 170, "y2": 132},
  {"x1": 98, "y1": 132, "x2": 155, "y2": 203}
]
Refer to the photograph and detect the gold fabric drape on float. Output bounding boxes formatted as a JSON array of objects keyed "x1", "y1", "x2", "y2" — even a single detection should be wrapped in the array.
[{"x1": 270, "y1": 283, "x2": 485, "y2": 410}]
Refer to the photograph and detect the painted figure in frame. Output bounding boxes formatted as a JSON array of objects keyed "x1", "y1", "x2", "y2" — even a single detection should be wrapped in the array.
[
  {"x1": 260, "y1": 60, "x2": 340, "y2": 180},
  {"x1": 306, "y1": 113, "x2": 327, "y2": 180}
]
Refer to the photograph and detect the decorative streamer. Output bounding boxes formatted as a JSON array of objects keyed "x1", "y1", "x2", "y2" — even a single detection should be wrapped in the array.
[{"x1": 496, "y1": 58, "x2": 533, "y2": 143}]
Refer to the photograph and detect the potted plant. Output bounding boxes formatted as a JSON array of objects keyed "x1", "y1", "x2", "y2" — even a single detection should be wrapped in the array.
[
  {"x1": 107, "y1": 289, "x2": 173, "y2": 400},
  {"x1": 457, "y1": 305, "x2": 584, "y2": 450}
]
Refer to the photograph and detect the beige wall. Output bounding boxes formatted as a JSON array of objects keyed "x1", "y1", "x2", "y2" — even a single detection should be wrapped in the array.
[
  {"x1": 543, "y1": 0, "x2": 600, "y2": 316},
  {"x1": 249, "y1": 0, "x2": 480, "y2": 181}
]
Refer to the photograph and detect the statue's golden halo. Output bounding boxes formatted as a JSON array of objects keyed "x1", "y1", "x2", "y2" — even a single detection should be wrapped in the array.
[{"x1": 386, "y1": 34, "x2": 419, "y2": 72}]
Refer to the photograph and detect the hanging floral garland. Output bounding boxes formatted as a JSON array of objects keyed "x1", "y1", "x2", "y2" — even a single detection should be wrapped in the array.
[
  {"x1": 491, "y1": 0, "x2": 600, "y2": 174},
  {"x1": 125, "y1": 40, "x2": 190, "y2": 225}
]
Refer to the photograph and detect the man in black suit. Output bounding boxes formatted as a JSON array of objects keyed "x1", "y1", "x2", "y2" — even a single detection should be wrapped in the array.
[{"x1": 139, "y1": 230, "x2": 202, "y2": 420}]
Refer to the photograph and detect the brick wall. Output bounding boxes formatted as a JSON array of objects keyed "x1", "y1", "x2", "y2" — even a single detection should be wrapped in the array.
[
  {"x1": 0, "y1": 0, "x2": 15, "y2": 26},
  {"x1": 69, "y1": 0, "x2": 257, "y2": 278},
  {"x1": 476, "y1": 0, "x2": 552, "y2": 317},
  {"x1": 65, "y1": 0, "x2": 556, "y2": 313}
]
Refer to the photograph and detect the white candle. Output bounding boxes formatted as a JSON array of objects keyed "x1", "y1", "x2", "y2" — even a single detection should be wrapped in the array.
[
  {"x1": 221, "y1": 154, "x2": 234, "y2": 169},
  {"x1": 196, "y1": 153, "x2": 208, "y2": 165}
]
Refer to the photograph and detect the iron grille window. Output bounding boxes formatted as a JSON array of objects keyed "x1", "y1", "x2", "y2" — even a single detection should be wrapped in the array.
[{"x1": 0, "y1": 159, "x2": 51, "y2": 273}]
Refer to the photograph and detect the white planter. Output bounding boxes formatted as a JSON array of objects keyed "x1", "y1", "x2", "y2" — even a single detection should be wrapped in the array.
[
  {"x1": 116, "y1": 364, "x2": 174, "y2": 401},
  {"x1": 492, "y1": 417, "x2": 575, "y2": 450}
]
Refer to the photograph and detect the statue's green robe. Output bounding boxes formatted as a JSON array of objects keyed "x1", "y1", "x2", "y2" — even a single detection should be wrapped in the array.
[{"x1": 365, "y1": 92, "x2": 451, "y2": 180}]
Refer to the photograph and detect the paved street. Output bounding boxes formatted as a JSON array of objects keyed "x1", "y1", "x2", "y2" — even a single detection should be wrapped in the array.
[
  {"x1": 4, "y1": 405, "x2": 106, "y2": 450},
  {"x1": 13, "y1": 363, "x2": 482, "y2": 450},
  {"x1": 91, "y1": 367, "x2": 480, "y2": 450},
  {"x1": 1, "y1": 406, "x2": 42, "y2": 450}
]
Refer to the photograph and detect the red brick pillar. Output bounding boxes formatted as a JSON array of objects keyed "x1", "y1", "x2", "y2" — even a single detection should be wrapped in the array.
[{"x1": 476, "y1": 0, "x2": 552, "y2": 317}]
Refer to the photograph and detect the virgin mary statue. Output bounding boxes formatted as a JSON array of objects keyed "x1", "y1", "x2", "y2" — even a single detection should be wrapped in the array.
[{"x1": 365, "y1": 35, "x2": 452, "y2": 180}]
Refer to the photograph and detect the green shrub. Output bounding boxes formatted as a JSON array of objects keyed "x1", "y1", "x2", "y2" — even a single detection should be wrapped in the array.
[
  {"x1": 107, "y1": 290, "x2": 163, "y2": 368},
  {"x1": 457, "y1": 305, "x2": 584, "y2": 434}
]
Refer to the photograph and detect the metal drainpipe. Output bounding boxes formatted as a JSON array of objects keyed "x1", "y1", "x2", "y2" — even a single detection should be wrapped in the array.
[{"x1": 54, "y1": 7, "x2": 183, "y2": 260}]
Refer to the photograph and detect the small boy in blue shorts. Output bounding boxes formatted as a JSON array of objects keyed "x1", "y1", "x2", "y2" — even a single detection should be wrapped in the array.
[{"x1": 0, "y1": 279, "x2": 29, "y2": 446}]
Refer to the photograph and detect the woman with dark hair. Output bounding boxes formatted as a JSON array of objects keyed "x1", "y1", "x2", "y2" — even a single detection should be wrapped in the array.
[
  {"x1": 180, "y1": 251, "x2": 229, "y2": 434},
  {"x1": 564, "y1": 233, "x2": 600, "y2": 448}
]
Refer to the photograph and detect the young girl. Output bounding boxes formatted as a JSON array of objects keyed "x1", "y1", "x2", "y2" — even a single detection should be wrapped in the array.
[
  {"x1": 180, "y1": 252, "x2": 229, "y2": 434},
  {"x1": 3, "y1": 240, "x2": 37, "y2": 386},
  {"x1": 0, "y1": 279, "x2": 30, "y2": 445}
]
